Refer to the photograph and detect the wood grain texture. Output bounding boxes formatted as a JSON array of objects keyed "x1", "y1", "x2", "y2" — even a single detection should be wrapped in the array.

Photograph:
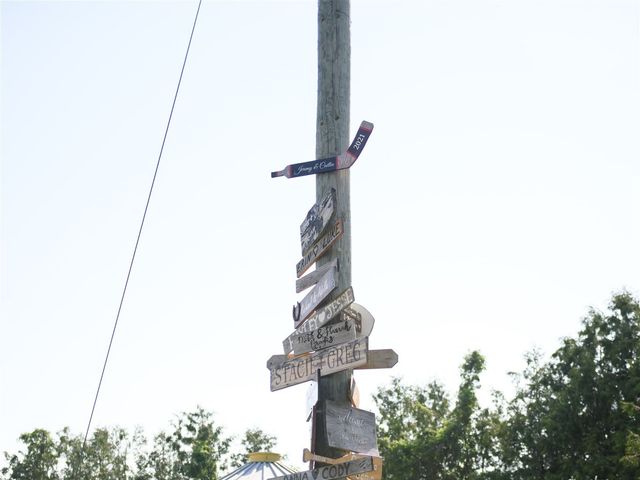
[
  {"x1": 268, "y1": 348, "x2": 397, "y2": 372},
  {"x1": 292, "y1": 318, "x2": 356, "y2": 355},
  {"x1": 315, "y1": 0, "x2": 352, "y2": 463},
  {"x1": 270, "y1": 457, "x2": 374, "y2": 480},
  {"x1": 355, "y1": 349, "x2": 398, "y2": 370},
  {"x1": 269, "y1": 338, "x2": 368, "y2": 391},
  {"x1": 294, "y1": 267, "x2": 338, "y2": 328},
  {"x1": 300, "y1": 188, "x2": 336, "y2": 254},
  {"x1": 296, "y1": 220, "x2": 343, "y2": 278},
  {"x1": 296, "y1": 258, "x2": 339, "y2": 293},
  {"x1": 282, "y1": 287, "x2": 355, "y2": 354}
]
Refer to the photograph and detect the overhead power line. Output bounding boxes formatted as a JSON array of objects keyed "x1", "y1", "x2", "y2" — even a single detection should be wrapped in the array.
[{"x1": 76, "y1": 0, "x2": 204, "y2": 472}]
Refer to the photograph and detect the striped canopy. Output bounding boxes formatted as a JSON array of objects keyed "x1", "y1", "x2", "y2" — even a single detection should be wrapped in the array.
[{"x1": 220, "y1": 453, "x2": 298, "y2": 480}]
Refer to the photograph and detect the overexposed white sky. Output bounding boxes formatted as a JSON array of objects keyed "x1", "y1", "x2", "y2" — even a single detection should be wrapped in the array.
[{"x1": 2, "y1": 0, "x2": 639, "y2": 471}]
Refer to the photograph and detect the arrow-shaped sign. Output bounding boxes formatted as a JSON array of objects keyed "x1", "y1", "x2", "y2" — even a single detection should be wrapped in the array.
[
  {"x1": 270, "y1": 457, "x2": 375, "y2": 480},
  {"x1": 271, "y1": 121, "x2": 374, "y2": 179},
  {"x1": 302, "y1": 449, "x2": 383, "y2": 480},
  {"x1": 267, "y1": 348, "x2": 397, "y2": 372}
]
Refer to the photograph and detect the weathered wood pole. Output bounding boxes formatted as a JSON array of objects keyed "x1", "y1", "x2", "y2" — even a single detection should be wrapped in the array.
[{"x1": 314, "y1": 0, "x2": 351, "y2": 467}]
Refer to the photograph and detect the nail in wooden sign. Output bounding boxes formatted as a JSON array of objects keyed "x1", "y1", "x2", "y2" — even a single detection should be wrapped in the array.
[
  {"x1": 325, "y1": 400, "x2": 378, "y2": 454},
  {"x1": 296, "y1": 220, "x2": 343, "y2": 278},
  {"x1": 296, "y1": 258, "x2": 339, "y2": 293},
  {"x1": 300, "y1": 188, "x2": 336, "y2": 255},
  {"x1": 283, "y1": 287, "x2": 355, "y2": 354},
  {"x1": 271, "y1": 121, "x2": 374, "y2": 179},
  {"x1": 293, "y1": 267, "x2": 337, "y2": 327},
  {"x1": 292, "y1": 318, "x2": 357, "y2": 355},
  {"x1": 270, "y1": 457, "x2": 374, "y2": 480},
  {"x1": 269, "y1": 337, "x2": 368, "y2": 391}
]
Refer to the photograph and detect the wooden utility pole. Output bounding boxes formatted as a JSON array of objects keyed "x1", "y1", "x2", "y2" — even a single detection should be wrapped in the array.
[{"x1": 314, "y1": 0, "x2": 352, "y2": 465}]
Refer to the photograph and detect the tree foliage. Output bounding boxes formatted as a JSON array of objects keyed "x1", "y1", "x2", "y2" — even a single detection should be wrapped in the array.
[
  {"x1": 1, "y1": 408, "x2": 261, "y2": 480},
  {"x1": 5, "y1": 292, "x2": 640, "y2": 479},
  {"x1": 375, "y1": 291, "x2": 640, "y2": 479},
  {"x1": 229, "y1": 428, "x2": 277, "y2": 468}
]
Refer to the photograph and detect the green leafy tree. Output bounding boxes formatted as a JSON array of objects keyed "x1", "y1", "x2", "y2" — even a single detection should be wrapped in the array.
[
  {"x1": 1, "y1": 429, "x2": 60, "y2": 480},
  {"x1": 1, "y1": 408, "x2": 235, "y2": 480},
  {"x1": 162, "y1": 407, "x2": 231, "y2": 480},
  {"x1": 502, "y1": 292, "x2": 640, "y2": 480},
  {"x1": 375, "y1": 351, "x2": 503, "y2": 480},
  {"x1": 229, "y1": 428, "x2": 277, "y2": 468},
  {"x1": 621, "y1": 402, "x2": 640, "y2": 468}
]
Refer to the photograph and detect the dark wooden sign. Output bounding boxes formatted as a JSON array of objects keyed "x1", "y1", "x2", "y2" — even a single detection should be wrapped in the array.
[
  {"x1": 270, "y1": 457, "x2": 374, "y2": 480},
  {"x1": 292, "y1": 318, "x2": 356, "y2": 355},
  {"x1": 325, "y1": 400, "x2": 378, "y2": 454},
  {"x1": 283, "y1": 287, "x2": 355, "y2": 354},
  {"x1": 300, "y1": 188, "x2": 336, "y2": 255},
  {"x1": 271, "y1": 121, "x2": 374, "y2": 179},
  {"x1": 296, "y1": 220, "x2": 343, "y2": 278},
  {"x1": 293, "y1": 267, "x2": 337, "y2": 327},
  {"x1": 269, "y1": 337, "x2": 368, "y2": 391},
  {"x1": 296, "y1": 257, "x2": 339, "y2": 293}
]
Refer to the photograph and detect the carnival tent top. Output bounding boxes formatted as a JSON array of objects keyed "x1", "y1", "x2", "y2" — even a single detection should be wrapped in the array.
[{"x1": 220, "y1": 452, "x2": 298, "y2": 480}]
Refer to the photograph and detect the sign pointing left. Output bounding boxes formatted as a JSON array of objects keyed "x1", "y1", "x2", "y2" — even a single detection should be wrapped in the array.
[{"x1": 271, "y1": 121, "x2": 374, "y2": 179}]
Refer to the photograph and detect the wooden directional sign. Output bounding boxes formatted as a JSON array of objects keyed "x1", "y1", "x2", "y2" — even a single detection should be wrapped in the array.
[
  {"x1": 268, "y1": 348, "x2": 397, "y2": 372},
  {"x1": 271, "y1": 121, "x2": 374, "y2": 179},
  {"x1": 302, "y1": 450, "x2": 383, "y2": 480},
  {"x1": 300, "y1": 188, "x2": 336, "y2": 255},
  {"x1": 296, "y1": 257, "x2": 339, "y2": 293},
  {"x1": 292, "y1": 318, "x2": 357, "y2": 355},
  {"x1": 294, "y1": 267, "x2": 337, "y2": 327},
  {"x1": 269, "y1": 337, "x2": 368, "y2": 391},
  {"x1": 325, "y1": 400, "x2": 377, "y2": 453},
  {"x1": 343, "y1": 303, "x2": 375, "y2": 339},
  {"x1": 357, "y1": 349, "x2": 398, "y2": 370},
  {"x1": 283, "y1": 287, "x2": 355, "y2": 354},
  {"x1": 270, "y1": 457, "x2": 374, "y2": 480},
  {"x1": 296, "y1": 220, "x2": 343, "y2": 278}
]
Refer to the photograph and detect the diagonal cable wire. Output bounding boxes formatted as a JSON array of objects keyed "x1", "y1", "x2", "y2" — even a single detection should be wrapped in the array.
[{"x1": 78, "y1": 0, "x2": 203, "y2": 463}]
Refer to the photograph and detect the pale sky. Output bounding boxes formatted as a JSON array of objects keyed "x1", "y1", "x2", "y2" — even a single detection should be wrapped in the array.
[{"x1": 2, "y1": 0, "x2": 639, "y2": 472}]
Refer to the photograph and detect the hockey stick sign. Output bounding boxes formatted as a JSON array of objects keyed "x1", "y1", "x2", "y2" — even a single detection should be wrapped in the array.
[{"x1": 271, "y1": 121, "x2": 374, "y2": 179}]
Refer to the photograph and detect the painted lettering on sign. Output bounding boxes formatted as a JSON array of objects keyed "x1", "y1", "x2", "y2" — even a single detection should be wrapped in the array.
[
  {"x1": 293, "y1": 267, "x2": 337, "y2": 327},
  {"x1": 271, "y1": 121, "x2": 374, "y2": 179},
  {"x1": 296, "y1": 220, "x2": 343, "y2": 278},
  {"x1": 325, "y1": 401, "x2": 378, "y2": 454},
  {"x1": 268, "y1": 348, "x2": 397, "y2": 372},
  {"x1": 300, "y1": 188, "x2": 336, "y2": 255},
  {"x1": 270, "y1": 457, "x2": 374, "y2": 480},
  {"x1": 282, "y1": 287, "x2": 355, "y2": 354},
  {"x1": 292, "y1": 159, "x2": 337, "y2": 177},
  {"x1": 269, "y1": 337, "x2": 368, "y2": 391},
  {"x1": 301, "y1": 450, "x2": 383, "y2": 480},
  {"x1": 293, "y1": 318, "x2": 356, "y2": 355}
]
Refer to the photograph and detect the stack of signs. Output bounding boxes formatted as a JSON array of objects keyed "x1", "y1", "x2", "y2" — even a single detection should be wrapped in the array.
[{"x1": 267, "y1": 121, "x2": 394, "y2": 478}]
